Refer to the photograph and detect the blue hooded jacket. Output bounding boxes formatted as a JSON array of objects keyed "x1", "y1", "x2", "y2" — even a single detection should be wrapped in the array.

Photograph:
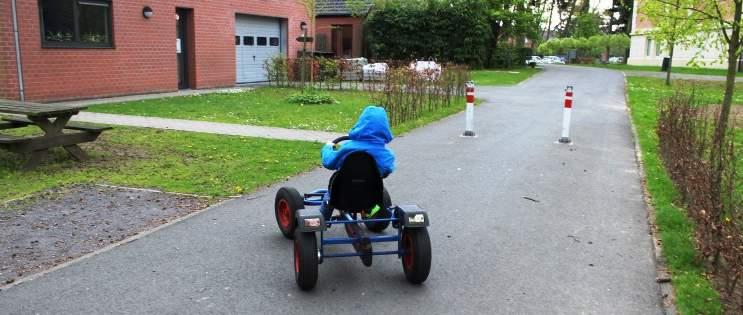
[{"x1": 321, "y1": 106, "x2": 396, "y2": 177}]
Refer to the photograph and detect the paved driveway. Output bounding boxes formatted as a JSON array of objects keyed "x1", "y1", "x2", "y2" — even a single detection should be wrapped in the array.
[{"x1": 0, "y1": 65, "x2": 663, "y2": 314}]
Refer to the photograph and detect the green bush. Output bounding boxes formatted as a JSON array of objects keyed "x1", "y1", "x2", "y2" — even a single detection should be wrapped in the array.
[
  {"x1": 365, "y1": 0, "x2": 488, "y2": 67},
  {"x1": 286, "y1": 92, "x2": 338, "y2": 105}
]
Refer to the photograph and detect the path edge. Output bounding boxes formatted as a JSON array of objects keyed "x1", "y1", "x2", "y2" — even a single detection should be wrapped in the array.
[{"x1": 623, "y1": 73, "x2": 678, "y2": 315}]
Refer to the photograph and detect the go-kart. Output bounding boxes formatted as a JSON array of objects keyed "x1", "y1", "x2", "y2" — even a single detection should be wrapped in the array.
[{"x1": 274, "y1": 136, "x2": 432, "y2": 290}]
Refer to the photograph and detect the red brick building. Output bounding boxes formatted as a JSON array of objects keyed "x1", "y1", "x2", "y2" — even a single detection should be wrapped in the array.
[{"x1": 1, "y1": 0, "x2": 310, "y2": 102}]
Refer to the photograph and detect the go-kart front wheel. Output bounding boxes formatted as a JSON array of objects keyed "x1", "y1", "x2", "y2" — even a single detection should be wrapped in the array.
[
  {"x1": 275, "y1": 187, "x2": 304, "y2": 239},
  {"x1": 294, "y1": 231, "x2": 318, "y2": 290},
  {"x1": 365, "y1": 188, "x2": 392, "y2": 233},
  {"x1": 401, "y1": 227, "x2": 431, "y2": 284}
]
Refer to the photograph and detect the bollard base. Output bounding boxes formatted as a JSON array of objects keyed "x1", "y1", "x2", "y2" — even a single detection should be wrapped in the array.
[
  {"x1": 558, "y1": 137, "x2": 571, "y2": 144},
  {"x1": 462, "y1": 131, "x2": 476, "y2": 137}
]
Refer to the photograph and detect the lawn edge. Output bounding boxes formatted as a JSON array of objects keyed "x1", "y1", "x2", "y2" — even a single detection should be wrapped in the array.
[{"x1": 622, "y1": 73, "x2": 679, "y2": 315}]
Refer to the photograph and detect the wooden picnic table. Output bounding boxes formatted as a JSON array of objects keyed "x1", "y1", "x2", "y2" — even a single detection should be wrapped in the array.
[{"x1": 0, "y1": 99, "x2": 111, "y2": 169}]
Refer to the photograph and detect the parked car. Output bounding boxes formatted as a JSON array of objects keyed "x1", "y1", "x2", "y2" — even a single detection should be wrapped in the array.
[
  {"x1": 543, "y1": 56, "x2": 565, "y2": 64},
  {"x1": 362, "y1": 63, "x2": 388, "y2": 81},
  {"x1": 608, "y1": 56, "x2": 625, "y2": 64},
  {"x1": 409, "y1": 60, "x2": 442, "y2": 79},
  {"x1": 525, "y1": 56, "x2": 542, "y2": 65}
]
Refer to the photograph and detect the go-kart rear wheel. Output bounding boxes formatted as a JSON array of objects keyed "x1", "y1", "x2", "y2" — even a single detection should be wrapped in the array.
[
  {"x1": 401, "y1": 227, "x2": 431, "y2": 284},
  {"x1": 294, "y1": 231, "x2": 318, "y2": 290},
  {"x1": 365, "y1": 188, "x2": 392, "y2": 233},
  {"x1": 275, "y1": 187, "x2": 304, "y2": 239}
]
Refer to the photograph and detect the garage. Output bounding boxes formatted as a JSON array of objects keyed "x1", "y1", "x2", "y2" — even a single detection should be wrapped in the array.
[{"x1": 235, "y1": 15, "x2": 285, "y2": 83}]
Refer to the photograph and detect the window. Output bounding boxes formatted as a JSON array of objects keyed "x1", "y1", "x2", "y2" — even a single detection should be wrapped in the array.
[
  {"x1": 645, "y1": 38, "x2": 652, "y2": 56},
  {"x1": 39, "y1": 0, "x2": 113, "y2": 48},
  {"x1": 655, "y1": 41, "x2": 662, "y2": 56},
  {"x1": 235, "y1": 36, "x2": 240, "y2": 45},
  {"x1": 257, "y1": 37, "x2": 267, "y2": 46},
  {"x1": 269, "y1": 37, "x2": 279, "y2": 46},
  {"x1": 243, "y1": 36, "x2": 254, "y2": 46}
]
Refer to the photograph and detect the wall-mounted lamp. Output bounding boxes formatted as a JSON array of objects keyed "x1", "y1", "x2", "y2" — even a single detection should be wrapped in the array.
[
  {"x1": 143, "y1": 6, "x2": 153, "y2": 19},
  {"x1": 299, "y1": 21, "x2": 307, "y2": 31}
]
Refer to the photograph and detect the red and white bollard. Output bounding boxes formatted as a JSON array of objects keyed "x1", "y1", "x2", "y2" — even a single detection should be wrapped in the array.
[
  {"x1": 559, "y1": 86, "x2": 574, "y2": 143},
  {"x1": 463, "y1": 81, "x2": 476, "y2": 137}
]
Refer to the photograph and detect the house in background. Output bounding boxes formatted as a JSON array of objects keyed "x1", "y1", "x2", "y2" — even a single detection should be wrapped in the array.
[
  {"x1": 314, "y1": 0, "x2": 373, "y2": 58},
  {"x1": 627, "y1": 0, "x2": 735, "y2": 70},
  {"x1": 1, "y1": 0, "x2": 309, "y2": 102}
]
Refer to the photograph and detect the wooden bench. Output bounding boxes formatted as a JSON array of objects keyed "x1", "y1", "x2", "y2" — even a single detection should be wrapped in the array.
[
  {"x1": 2, "y1": 116, "x2": 112, "y2": 133},
  {"x1": 0, "y1": 99, "x2": 112, "y2": 169}
]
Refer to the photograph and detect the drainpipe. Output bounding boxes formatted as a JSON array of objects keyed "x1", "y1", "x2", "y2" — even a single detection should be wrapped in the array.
[{"x1": 11, "y1": 0, "x2": 25, "y2": 102}]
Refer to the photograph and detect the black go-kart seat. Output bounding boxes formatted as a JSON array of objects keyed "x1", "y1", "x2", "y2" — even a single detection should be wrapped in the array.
[{"x1": 328, "y1": 151, "x2": 384, "y2": 213}]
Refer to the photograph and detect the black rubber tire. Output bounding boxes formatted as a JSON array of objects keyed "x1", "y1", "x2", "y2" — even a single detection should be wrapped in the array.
[
  {"x1": 275, "y1": 187, "x2": 304, "y2": 239},
  {"x1": 401, "y1": 227, "x2": 432, "y2": 284},
  {"x1": 294, "y1": 231, "x2": 318, "y2": 290},
  {"x1": 365, "y1": 188, "x2": 392, "y2": 232}
]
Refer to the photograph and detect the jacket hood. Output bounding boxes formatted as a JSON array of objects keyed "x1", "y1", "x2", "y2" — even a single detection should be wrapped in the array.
[{"x1": 348, "y1": 106, "x2": 393, "y2": 144}]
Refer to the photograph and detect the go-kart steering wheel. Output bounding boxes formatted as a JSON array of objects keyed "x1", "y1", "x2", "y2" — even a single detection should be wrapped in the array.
[{"x1": 332, "y1": 136, "x2": 350, "y2": 144}]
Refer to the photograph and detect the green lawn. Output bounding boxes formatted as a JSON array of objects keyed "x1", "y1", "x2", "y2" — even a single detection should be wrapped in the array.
[
  {"x1": 470, "y1": 68, "x2": 541, "y2": 86},
  {"x1": 88, "y1": 88, "x2": 370, "y2": 133},
  {"x1": 626, "y1": 76, "x2": 724, "y2": 314},
  {"x1": 627, "y1": 77, "x2": 743, "y2": 105},
  {"x1": 580, "y1": 63, "x2": 742, "y2": 77},
  {"x1": 87, "y1": 87, "x2": 470, "y2": 135},
  {"x1": 0, "y1": 127, "x2": 321, "y2": 202}
]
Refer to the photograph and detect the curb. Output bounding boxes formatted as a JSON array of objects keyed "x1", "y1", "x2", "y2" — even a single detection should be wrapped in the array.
[{"x1": 622, "y1": 72, "x2": 677, "y2": 315}]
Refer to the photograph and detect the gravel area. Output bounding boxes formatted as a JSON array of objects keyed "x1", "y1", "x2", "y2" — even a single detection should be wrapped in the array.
[{"x1": 0, "y1": 185, "x2": 213, "y2": 285}]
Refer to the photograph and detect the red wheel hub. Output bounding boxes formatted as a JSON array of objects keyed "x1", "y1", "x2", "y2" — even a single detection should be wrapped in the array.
[
  {"x1": 278, "y1": 199, "x2": 292, "y2": 230},
  {"x1": 403, "y1": 234, "x2": 414, "y2": 270}
]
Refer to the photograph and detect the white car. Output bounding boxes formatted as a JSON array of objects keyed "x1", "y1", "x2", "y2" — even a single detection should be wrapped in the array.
[
  {"x1": 525, "y1": 56, "x2": 542, "y2": 65},
  {"x1": 362, "y1": 62, "x2": 388, "y2": 81},
  {"x1": 409, "y1": 60, "x2": 442, "y2": 79},
  {"x1": 608, "y1": 56, "x2": 625, "y2": 64},
  {"x1": 543, "y1": 56, "x2": 565, "y2": 64}
]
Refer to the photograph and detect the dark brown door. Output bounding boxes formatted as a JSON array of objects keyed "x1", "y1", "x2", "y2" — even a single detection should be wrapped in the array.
[
  {"x1": 331, "y1": 24, "x2": 353, "y2": 58},
  {"x1": 176, "y1": 9, "x2": 190, "y2": 89}
]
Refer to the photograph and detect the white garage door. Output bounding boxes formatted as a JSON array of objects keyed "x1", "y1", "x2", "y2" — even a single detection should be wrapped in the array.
[{"x1": 235, "y1": 15, "x2": 282, "y2": 83}]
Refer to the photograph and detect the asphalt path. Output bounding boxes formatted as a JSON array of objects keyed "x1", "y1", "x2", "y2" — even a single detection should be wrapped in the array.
[{"x1": 0, "y1": 65, "x2": 663, "y2": 314}]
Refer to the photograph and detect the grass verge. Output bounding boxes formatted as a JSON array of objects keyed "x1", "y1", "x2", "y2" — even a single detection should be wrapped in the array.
[
  {"x1": 470, "y1": 68, "x2": 541, "y2": 86},
  {"x1": 580, "y1": 63, "x2": 742, "y2": 77},
  {"x1": 88, "y1": 88, "x2": 371, "y2": 133},
  {"x1": 626, "y1": 76, "x2": 723, "y2": 314},
  {"x1": 86, "y1": 87, "x2": 470, "y2": 136},
  {"x1": 0, "y1": 127, "x2": 321, "y2": 203}
]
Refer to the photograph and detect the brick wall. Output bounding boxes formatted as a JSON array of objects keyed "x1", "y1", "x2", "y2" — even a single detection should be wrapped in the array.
[
  {"x1": 0, "y1": 2, "x2": 20, "y2": 100},
  {"x1": 1, "y1": 0, "x2": 310, "y2": 102}
]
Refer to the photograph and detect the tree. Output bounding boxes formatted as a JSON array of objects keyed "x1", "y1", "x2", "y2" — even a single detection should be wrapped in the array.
[
  {"x1": 483, "y1": 0, "x2": 542, "y2": 68},
  {"x1": 646, "y1": 0, "x2": 742, "y2": 264},
  {"x1": 606, "y1": 0, "x2": 633, "y2": 35},
  {"x1": 641, "y1": 0, "x2": 697, "y2": 85},
  {"x1": 572, "y1": 12, "x2": 602, "y2": 38}
]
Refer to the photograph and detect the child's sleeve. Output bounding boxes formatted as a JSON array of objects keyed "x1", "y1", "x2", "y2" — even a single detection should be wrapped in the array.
[{"x1": 321, "y1": 143, "x2": 341, "y2": 170}]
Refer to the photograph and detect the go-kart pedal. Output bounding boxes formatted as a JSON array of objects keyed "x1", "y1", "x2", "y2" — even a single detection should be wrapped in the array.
[{"x1": 345, "y1": 222, "x2": 373, "y2": 267}]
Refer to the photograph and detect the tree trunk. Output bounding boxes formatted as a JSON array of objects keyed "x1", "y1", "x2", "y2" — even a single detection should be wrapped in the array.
[
  {"x1": 665, "y1": 42, "x2": 674, "y2": 86},
  {"x1": 545, "y1": 0, "x2": 556, "y2": 39},
  {"x1": 711, "y1": 1, "x2": 741, "y2": 235},
  {"x1": 486, "y1": 24, "x2": 502, "y2": 69}
]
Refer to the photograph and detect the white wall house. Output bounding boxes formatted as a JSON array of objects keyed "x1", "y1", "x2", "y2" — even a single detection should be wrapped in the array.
[{"x1": 627, "y1": 0, "x2": 729, "y2": 69}]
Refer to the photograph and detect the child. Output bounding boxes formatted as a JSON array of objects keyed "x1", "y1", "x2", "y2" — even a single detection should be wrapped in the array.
[{"x1": 321, "y1": 106, "x2": 396, "y2": 177}]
